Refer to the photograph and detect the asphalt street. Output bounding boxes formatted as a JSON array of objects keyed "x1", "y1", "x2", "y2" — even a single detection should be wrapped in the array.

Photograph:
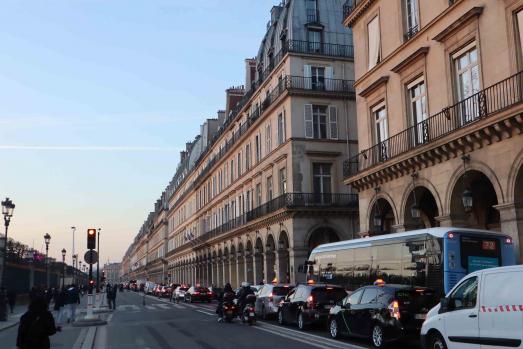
[{"x1": 0, "y1": 292, "x2": 421, "y2": 348}]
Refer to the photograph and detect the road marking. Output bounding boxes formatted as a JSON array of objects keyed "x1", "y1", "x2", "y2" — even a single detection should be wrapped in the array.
[
  {"x1": 80, "y1": 326, "x2": 97, "y2": 349},
  {"x1": 257, "y1": 321, "x2": 366, "y2": 349},
  {"x1": 117, "y1": 304, "x2": 140, "y2": 311},
  {"x1": 72, "y1": 327, "x2": 88, "y2": 349},
  {"x1": 195, "y1": 309, "x2": 215, "y2": 316},
  {"x1": 154, "y1": 303, "x2": 172, "y2": 310},
  {"x1": 173, "y1": 304, "x2": 186, "y2": 309},
  {"x1": 145, "y1": 305, "x2": 157, "y2": 310},
  {"x1": 254, "y1": 326, "x2": 335, "y2": 349},
  {"x1": 106, "y1": 313, "x2": 114, "y2": 323}
]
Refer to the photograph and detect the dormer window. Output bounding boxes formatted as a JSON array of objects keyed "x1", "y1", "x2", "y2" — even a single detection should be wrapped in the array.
[
  {"x1": 306, "y1": 0, "x2": 318, "y2": 22},
  {"x1": 308, "y1": 29, "x2": 322, "y2": 52}
]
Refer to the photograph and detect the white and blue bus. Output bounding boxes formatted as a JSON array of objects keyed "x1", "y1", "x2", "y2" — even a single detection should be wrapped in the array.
[{"x1": 307, "y1": 228, "x2": 515, "y2": 296}]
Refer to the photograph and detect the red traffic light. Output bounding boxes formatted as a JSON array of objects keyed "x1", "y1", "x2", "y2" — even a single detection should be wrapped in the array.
[
  {"x1": 89, "y1": 279, "x2": 94, "y2": 285},
  {"x1": 88, "y1": 229, "x2": 96, "y2": 236},
  {"x1": 87, "y1": 228, "x2": 96, "y2": 249}
]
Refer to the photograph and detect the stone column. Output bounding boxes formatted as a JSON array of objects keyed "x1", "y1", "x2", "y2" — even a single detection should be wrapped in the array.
[
  {"x1": 289, "y1": 247, "x2": 309, "y2": 285},
  {"x1": 276, "y1": 248, "x2": 290, "y2": 283},
  {"x1": 253, "y1": 252, "x2": 263, "y2": 285},
  {"x1": 264, "y1": 252, "x2": 275, "y2": 283},
  {"x1": 495, "y1": 202, "x2": 523, "y2": 263}
]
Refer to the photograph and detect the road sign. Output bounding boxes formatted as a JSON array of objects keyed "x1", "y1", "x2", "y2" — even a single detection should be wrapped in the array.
[{"x1": 84, "y1": 250, "x2": 99, "y2": 264}]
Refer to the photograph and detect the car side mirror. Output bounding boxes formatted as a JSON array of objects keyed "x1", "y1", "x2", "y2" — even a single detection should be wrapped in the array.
[{"x1": 439, "y1": 297, "x2": 454, "y2": 313}]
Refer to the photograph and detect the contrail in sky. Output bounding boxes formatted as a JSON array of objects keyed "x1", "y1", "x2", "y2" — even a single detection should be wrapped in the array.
[{"x1": 0, "y1": 145, "x2": 181, "y2": 152}]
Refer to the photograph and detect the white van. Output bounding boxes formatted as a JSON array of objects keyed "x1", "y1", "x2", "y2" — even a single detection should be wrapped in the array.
[
  {"x1": 421, "y1": 265, "x2": 523, "y2": 349},
  {"x1": 144, "y1": 281, "x2": 156, "y2": 295}
]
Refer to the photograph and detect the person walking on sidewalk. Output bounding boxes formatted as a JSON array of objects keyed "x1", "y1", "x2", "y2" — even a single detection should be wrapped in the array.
[
  {"x1": 65, "y1": 285, "x2": 80, "y2": 323},
  {"x1": 17, "y1": 297, "x2": 61, "y2": 349},
  {"x1": 107, "y1": 284, "x2": 117, "y2": 310},
  {"x1": 52, "y1": 288, "x2": 66, "y2": 326},
  {"x1": 7, "y1": 289, "x2": 17, "y2": 314}
]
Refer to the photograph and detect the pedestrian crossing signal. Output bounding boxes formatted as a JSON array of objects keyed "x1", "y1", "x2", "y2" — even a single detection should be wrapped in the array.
[{"x1": 87, "y1": 229, "x2": 96, "y2": 249}]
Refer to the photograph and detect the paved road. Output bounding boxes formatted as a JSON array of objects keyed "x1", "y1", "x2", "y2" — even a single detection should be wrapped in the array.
[{"x1": 101, "y1": 291, "x2": 375, "y2": 349}]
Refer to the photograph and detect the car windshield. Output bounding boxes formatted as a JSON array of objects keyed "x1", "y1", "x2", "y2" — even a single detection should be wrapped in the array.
[{"x1": 395, "y1": 288, "x2": 438, "y2": 310}]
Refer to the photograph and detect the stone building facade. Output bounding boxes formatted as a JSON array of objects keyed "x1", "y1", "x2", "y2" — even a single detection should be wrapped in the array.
[
  {"x1": 121, "y1": 0, "x2": 360, "y2": 287},
  {"x1": 342, "y1": 0, "x2": 523, "y2": 261}
]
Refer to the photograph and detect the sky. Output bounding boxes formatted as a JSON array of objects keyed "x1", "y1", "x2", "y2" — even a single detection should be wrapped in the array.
[{"x1": 0, "y1": 0, "x2": 277, "y2": 266}]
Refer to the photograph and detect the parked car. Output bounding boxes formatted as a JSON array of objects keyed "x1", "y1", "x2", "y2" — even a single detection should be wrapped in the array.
[
  {"x1": 278, "y1": 283, "x2": 346, "y2": 330},
  {"x1": 208, "y1": 287, "x2": 222, "y2": 300},
  {"x1": 173, "y1": 285, "x2": 190, "y2": 301},
  {"x1": 328, "y1": 281, "x2": 437, "y2": 348},
  {"x1": 144, "y1": 281, "x2": 156, "y2": 295},
  {"x1": 255, "y1": 284, "x2": 295, "y2": 319},
  {"x1": 152, "y1": 284, "x2": 163, "y2": 296},
  {"x1": 421, "y1": 265, "x2": 523, "y2": 349},
  {"x1": 185, "y1": 286, "x2": 212, "y2": 303}
]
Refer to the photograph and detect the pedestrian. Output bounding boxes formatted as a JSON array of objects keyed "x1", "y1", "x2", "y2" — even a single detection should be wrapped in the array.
[
  {"x1": 16, "y1": 297, "x2": 61, "y2": 349},
  {"x1": 0, "y1": 287, "x2": 8, "y2": 321},
  {"x1": 53, "y1": 288, "x2": 66, "y2": 326},
  {"x1": 7, "y1": 289, "x2": 17, "y2": 314},
  {"x1": 107, "y1": 284, "x2": 117, "y2": 310},
  {"x1": 65, "y1": 285, "x2": 80, "y2": 323}
]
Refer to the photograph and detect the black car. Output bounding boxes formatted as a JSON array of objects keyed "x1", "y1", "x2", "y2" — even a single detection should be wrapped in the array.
[
  {"x1": 255, "y1": 284, "x2": 294, "y2": 319},
  {"x1": 184, "y1": 286, "x2": 212, "y2": 303},
  {"x1": 278, "y1": 284, "x2": 347, "y2": 330},
  {"x1": 327, "y1": 283, "x2": 437, "y2": 348}
]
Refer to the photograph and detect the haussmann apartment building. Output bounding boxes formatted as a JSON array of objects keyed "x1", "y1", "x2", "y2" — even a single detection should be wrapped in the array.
[
  {"x1": 122, "y1": 0, "x2": 361, "y2": 287},
  {"x1": 342, "y1": 0, "x2": 523, "y2": 261}
]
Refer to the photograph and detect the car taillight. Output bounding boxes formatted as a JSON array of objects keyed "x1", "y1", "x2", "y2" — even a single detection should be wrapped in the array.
[
  {"x1": 269, "y1": 292, "x2": 273, "y2": 302},
  {"x1": 207, "y1": 292, "x2": 213, "y2": 295},
  {"x1": 388, "y1": 300, "x2": 400, "y2": 320},
  {"x1": 505, "y1": 237, "x2": 513, "y2": 244},
  {"x1": 307, "y1": 295, "x2": 314, "y2": 307},
  {"x1": 194, "y1": 292, "x2": 200, "y2": 295}
]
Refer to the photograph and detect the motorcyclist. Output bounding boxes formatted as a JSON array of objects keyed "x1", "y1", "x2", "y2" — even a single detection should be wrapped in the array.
[
  {"x1": 237, "y1": 282, "x2": 255, "y2": 317},
  {"x1": 216, "y1": 283, "x2": 235, "y2": 322}
]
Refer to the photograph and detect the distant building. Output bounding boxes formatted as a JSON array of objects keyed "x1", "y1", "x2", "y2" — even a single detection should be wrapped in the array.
[
  {"x1": 342, "y1": 0, "x2": 523, "y2": 260},
  {"x1": 122, "y1": 0, "x2": 360, "y2": 287},
  {"x1": 103, "y1": 262, "x2": 121, "y2": 284}
]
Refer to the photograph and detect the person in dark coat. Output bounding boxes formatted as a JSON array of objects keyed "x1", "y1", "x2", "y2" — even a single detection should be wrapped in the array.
[
  {"x1": 16, "y1": 297, "x2": 60, "y2": 349},
  {"x1": 7, "y1": 289, "x2": 17, "y2": 314},
  {"x1": 52, "y1": 288, "x2": 66, "y2": 325}
]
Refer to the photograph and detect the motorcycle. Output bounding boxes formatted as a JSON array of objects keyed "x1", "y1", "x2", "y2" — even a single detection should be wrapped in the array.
[
  {"x1": 241, "y1": 294, "x2": 257, "y2": 326},
  {"x1": 223, "y1": 301, "x2": 237, "y2": 323}
]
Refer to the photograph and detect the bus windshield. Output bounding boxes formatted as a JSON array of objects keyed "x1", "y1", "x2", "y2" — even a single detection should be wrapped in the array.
[{"x1": 460, "y1": 235, "x2": 501, "y2": 273}]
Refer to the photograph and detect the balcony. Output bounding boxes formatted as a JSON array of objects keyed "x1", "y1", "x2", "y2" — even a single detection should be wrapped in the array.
[
  {"x1": 343, "y1": 71, "x2": 523, "y2": 189},
  {"x1": 404, "y1": 25, "x2": 419, "y2": 41},
  {"x1": 169, "y1": 193, "x2": 358, "y2": 253}
]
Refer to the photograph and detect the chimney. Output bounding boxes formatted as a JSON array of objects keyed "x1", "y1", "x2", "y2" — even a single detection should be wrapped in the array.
[
  {"x1": 225, "y1": 85, "x2": 245, "y2": 119},
  {"x1": 180, "y1": 150, "x2": 187, "y2": 162},
  {"x1": 271, "y1": 5, "x2": 282, "y2": 24},
  {"x1": 245, "y1": 58, "x2": 257, "y2": 90},
  {"x1": 217, "y1": 110, "x2": 226, "y2": 125},
  {"x1": 186, "y1": 142, "x2": 193, "y2": 153}
]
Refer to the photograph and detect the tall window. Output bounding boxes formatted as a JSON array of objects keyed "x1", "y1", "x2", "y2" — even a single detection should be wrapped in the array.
[
  {"x1": 279, "y1": 168, "x2": 287, "y2": 194},
  {"x1": 373, "y1": 103, "x2": 389, "y2": 161},
  {"x1": 311, "y1": 67, "x2": 325, "y2": 90},
  {"x1": 404, "y1": 0, "x2": 419, "y2": 40},
  {"x1": 313, "y1": 163, "x2": 332, "y2": 204},
  {"x1": 277, "y1": 112, "x2": 286, "y2": 145},
  {"x1": 265, "y1": 124, "x2": 272, "y2": 153},
  {"x1": 407, "y1": 78, "x2": 427, "y2": 144},
  {"x1": 246, "y1": 190, "x2": 251, "y2": 211},
  {"x1": 516, "y1": 10, "x2": 523, "y2": 63},
  {"x1": 454, "y1": 44, "x2": 480, "y2": 124},
  {"x1": 255, "y1": 134, "x2": 262, "y2": 163},
  {"x1": 245, "y1": 143, "x2": 251, "y2": 170},
  {"x1": 306, "y1": 0, "x2": 317, "y2": 22},
  {"x1": 256, "y1": 183, "x2": 262, "y2": 207},
  {"x1": 267, "y1": 176, "x2": 273, "y2": 201},
  {"x1": 308, "y1": 30, "x2": 321, "y2": 52},
  {"x1": 304, "y1": 104, "x2": 337, "y2": 139},
  {"x1": 368, "y1": 16, "x2": 381, "y2": 69},
  {"x1": 237, "y1": 152, "x2": 242, "y2": 177},
  {"x1": 230, "y1": 159, "x2": 234, "y2": 183}
]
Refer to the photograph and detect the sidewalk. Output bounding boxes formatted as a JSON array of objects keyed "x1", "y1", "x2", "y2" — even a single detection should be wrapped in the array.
[{"x1": 0, "y1": 304, "x2": 28, "y2": 332}]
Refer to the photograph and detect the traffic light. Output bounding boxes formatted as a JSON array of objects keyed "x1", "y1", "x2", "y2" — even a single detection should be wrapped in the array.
[
  {"x1": 101, "y1": 271, "x2": 106, "y2": 282},
  {"x1": 87, "y1": 228, "x2": 96, "y2": 249},
  {"x1": 89, "y1": 279, "x2": 95, "y2": 286}
]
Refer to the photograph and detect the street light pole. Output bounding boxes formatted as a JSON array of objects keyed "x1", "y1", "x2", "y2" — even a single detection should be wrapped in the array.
[
  {"x1": 44, "y1": 233, "x2": 51, "y2": 287},
  {"x1": 0, "y1": 198, "x2": 15, "y2": 290},
  {"x1": 61, "y1": 248, "x2": 66, "y2": 288},
  {"x1": 96, "y1": 228, "x2": 101, "y2": 293},
  {"x1": 71, "y1": 226, "x2": 76, "y2": 267}
]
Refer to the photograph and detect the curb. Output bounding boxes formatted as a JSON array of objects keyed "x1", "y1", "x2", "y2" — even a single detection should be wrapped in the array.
[{"x1": 0, "y1": 321, "x2": 19, "y2": 332}]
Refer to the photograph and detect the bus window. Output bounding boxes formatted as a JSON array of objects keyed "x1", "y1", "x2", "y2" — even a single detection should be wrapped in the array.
[{"x1": 375, "y1": 244, "x2": 402, "y2": 284}]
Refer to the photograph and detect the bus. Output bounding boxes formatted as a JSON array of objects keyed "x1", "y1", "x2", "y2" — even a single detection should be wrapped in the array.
[{"x1": 307, "y1": 227, "x2": 515, "y2": 296}]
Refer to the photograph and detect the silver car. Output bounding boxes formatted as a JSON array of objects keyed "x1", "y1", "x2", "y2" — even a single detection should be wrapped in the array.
[{"x1": 255, "y1": 284, "x2": 294, "y2": 320}]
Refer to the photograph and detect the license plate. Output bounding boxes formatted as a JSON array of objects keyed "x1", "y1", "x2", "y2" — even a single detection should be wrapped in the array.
[
  {"x1": 249, "y1": 312, "x2": 255, "y2": 316},
  {"x1": 324, "y1": 305, "x2": 332, "y2": 309},
  {"x1": 226, "y1": 311, "x2": 233, "y2": 314},
  {"x1": 415, "y1": 314, "x2": 426, "y2": 320}
]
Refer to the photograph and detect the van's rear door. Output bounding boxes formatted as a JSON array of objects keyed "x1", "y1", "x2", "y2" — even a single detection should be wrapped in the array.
[{"x1": 479, "y1": 268, "x2": 523, "y2": 349}]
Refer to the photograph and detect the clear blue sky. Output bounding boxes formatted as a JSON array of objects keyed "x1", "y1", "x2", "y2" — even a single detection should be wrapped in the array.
[{"x1": 0, "y1": 0, "x2": 276, "y2": 264}]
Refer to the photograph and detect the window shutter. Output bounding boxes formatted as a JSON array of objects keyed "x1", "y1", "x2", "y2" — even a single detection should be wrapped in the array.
[
  {"x1": 325, "y1": 66, "x2": 333, "y2": 91},
  {"x1": 329, "y1": 106, "x2": 338, "y2": 140},
  {"x1": 283, "y1": 109, "x2": 287, "y2": 141},
  {"x1": 304, "y1": 104, "x2": 313, "y2": 138},
  {"x1": 304, "y1": 65, "x2": 312, "y2": 89}
]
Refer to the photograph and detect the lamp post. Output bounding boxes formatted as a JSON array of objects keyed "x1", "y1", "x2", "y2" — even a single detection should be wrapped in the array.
[
  {"x1": 71, "y1": 226, "x2": 76, "y2": 268},
  {"x1": 72, "y1": 254, "x2": 77, "y2": 285},
  {"x1": 44, "y1": 233, "x2": 51, "y2": 287},
  {"x1": 0, "y1": 198, "x2": 15, "y2": 289},
  {"x1": 61, "y1": 248, "x2": 66, "y2": 288},
  {"x1": 96, "y1": 228, "x2": 101, "y2": 293},
  {"x1": 461, "y1": 155, "x2": 473, "y2": 213}
]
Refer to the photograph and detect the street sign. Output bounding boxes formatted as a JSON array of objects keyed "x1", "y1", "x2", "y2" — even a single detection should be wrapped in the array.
[{"x1": 84, "y1": 250, "x2": 99, "y2": 264}]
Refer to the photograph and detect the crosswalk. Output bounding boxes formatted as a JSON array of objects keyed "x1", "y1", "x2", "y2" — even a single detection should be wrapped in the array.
[{"x1": 116, "y1": 301, "x2": 216, "y2": 313}]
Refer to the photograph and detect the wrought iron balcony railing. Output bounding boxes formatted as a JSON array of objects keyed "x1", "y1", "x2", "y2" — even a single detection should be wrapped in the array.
[
  {"x1": 306, "y1": 8, "x2": 319, "y2": 22},
  {"x1": 343, "y1": 71, "x2": 523, "y2": 178},
  {"x1": 199, "y1": 192, "x2": 358, "y2": 244},
  {"x1": 404, "y1": 25, "x2": 419, "y2": 41}
]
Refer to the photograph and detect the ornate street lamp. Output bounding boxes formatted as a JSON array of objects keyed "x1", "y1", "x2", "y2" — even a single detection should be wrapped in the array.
[
  {"x1": 61, "y1": 248, "x2": 66, "y2": 288},
  {"x1": 410, "y1": 173, "x2": 421, "y2": 220},
  {"x1": 372, "y1": 187, "x2": 382, "y2": 231},
  {"x1": 461, "y1": 155, "x2": 473, "y2": 213},
  {"x1": 44, "y1": 233, "x2": 51, "y2": 287},
  {"x1": 0, "y1": 198, "x2": 15, "y2": 290}
]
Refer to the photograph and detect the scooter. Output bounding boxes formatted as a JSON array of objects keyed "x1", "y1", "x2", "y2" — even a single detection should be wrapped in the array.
[
  {"x1": 223, "y1": 301, "x2": 237, "y2": 323},
  {"x1": 241, "y1": 294, "x2": 257, "y2": 326}
]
